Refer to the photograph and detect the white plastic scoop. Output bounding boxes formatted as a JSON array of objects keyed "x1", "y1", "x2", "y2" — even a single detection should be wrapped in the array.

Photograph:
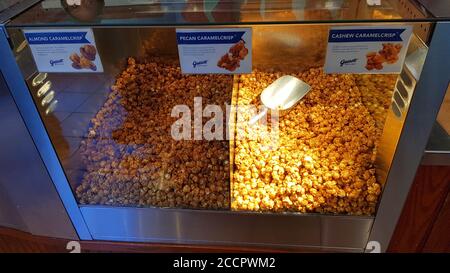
[{"x1": 248, "y1": 75, "x2": 312, "y2": 125}]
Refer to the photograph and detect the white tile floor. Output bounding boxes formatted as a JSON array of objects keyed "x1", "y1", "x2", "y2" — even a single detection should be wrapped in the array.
[
  {"x1": 76, "y1": 93, "x2": 108, "y2": 113},
  {"x1": 44, "y1": 74, "x2": 111, "y2": 140},
  {"x1": 60, "y1": 112, "x2": 95, "y2": 138},
  {"x1": 35, "y1": 74, "x2": 114, "y2": 190},
  {"x1": 54, "y1": 93, "x2": 91, "y2": 112},
  {"x1": 52, "y1": 111, "x2": 72, "y2": 123}
]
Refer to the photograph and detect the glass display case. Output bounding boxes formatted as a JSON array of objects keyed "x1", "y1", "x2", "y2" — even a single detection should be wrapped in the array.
[{"x1": 1, "y1": 0, "x2": 449, "y2": 252}]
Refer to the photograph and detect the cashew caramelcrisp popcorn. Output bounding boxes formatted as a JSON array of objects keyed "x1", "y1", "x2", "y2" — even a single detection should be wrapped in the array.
[{"x1": 232, "y1": 68, "x2": 391, "y2": 215}]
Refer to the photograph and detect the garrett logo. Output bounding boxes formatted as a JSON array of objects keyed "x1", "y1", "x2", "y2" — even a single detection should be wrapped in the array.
[
  {"x1": 340, "y1": 58, "x2": 358, "y2": 67},
  {"x1": 192, "y1": 60, "x2": 207, "y2": 68},
  {"x1": 50, "y1": 59, "x2": 64, "y2": 66}
]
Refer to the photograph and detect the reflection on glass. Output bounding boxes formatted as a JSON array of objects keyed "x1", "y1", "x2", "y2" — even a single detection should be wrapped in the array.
[
  {"x1": 8, "y1": 0, "x2": 434, "y2": 27},
  {"x1": 45, "y1": 99, "x2": 58, "y2": 115},
  {"x1": 41, "y1": 90, "x2": 55, "y2": 106},
  {"x1": 15, "y1": 40, "x2": 28, "y2": 53},
  {"x1": 37, "y1": 81, "x2": 52, "y2": 97},
  {"x1": 437, "y1": 86, "x2": 450, "y2": 136},
  {"x1": 32, "y1": 73, "x2": 47, "y2": 87},
  {"x1": 61, "y1": 0, "x2": 105, "y2": 22}
]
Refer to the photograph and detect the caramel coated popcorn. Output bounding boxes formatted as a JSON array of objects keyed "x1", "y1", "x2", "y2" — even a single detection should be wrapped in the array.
[
  {"x1": 356, "y1": 74, "x2": 396, "y2": 132},
  {"x1": 74, "y1": 56, "x2": 395, "y2": 216},
  {"x1": 231, "y1": 68, "x2": 394, "y2": 215},
  {"x1": 75, "y1": 57, "x2": 231, "y2": 209}
]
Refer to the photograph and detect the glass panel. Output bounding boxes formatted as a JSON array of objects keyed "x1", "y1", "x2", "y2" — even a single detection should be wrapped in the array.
[
  {"x1": 437, "y1": 87, "x2": 450, "y2": 138},
  {"x1": 7, "y1": 0, "x2": 442, "y2": 27},
  {"x1": 8, "y1": 17, "x2": 432, "y2": 215},
  {"x1": 428, "y1": 85, "x2": 450, "y2": 151}
]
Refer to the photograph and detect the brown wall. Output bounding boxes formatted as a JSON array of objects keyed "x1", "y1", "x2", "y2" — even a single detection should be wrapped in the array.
[{"x1": 388, "y1": 165, "x2": 450, "y2": 252}]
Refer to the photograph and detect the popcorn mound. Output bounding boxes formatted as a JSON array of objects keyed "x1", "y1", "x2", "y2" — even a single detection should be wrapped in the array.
[
  {"x1": 76, "y1": 57, "x2": 232, "y2": 209},
  {"x1": 231, "y1": 69, "x2": 396, "y2": 215},
  {"x1": 75, "y1": 57, "x2": 396, "y2": 215}
]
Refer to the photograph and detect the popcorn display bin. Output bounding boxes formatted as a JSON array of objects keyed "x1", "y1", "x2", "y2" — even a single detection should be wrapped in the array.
[{"x1": 1, "y1": 0, "x2": 449, "y2": 252}]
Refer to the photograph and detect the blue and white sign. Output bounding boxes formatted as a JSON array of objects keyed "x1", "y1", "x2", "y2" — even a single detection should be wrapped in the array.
[
  {"x1": 325, "y1": 25, "x2": 412, "y2": 74},
  {"x1": 24, "y1": 28, "x2": 103, "y2": 73},
  {"x1": 176, "y1": 28, "x2": 252, "y2": 74}
]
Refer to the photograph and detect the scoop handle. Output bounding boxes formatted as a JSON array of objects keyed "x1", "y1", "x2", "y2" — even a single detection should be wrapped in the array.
[{"x1": 248, "y1": 107, "x2": 268, "y2": 126}]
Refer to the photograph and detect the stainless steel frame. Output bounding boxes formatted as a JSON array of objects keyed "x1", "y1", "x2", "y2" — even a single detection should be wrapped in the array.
[
  {"x1": 368, "y1": 22, "x2": 450, "y2": 252},
  {"x1": 0, "y1": 72, "x2": 77, "y2": 238},
  {"x1": 0, "y1": 1, "x2": 449, "y2": 252},
  {"x1": 0, "y1": 25, "x2": 92, "y2": 240},
  {"x1": 80, "y1": 206, "x2": 373, "y2": 251}
]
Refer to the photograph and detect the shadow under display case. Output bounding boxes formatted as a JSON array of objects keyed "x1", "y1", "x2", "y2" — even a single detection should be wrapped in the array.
[{"x1": 1, "y1": 0, "x2": 449, "y2": 252}]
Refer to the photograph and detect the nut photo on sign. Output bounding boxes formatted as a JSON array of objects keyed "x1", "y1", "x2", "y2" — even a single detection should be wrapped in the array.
[
  {"x1": 69, "y1": 44, "x2": 98, "y2": 71},
  {"x1": 217, "y1": 40, "x2": 249, "y2": 72},
  {"x1": 365, "y1": 43, "x2": 402, "y2": 71},
  {"x1": 365, "y1": 52, "x2": 384, "y2": 70},
  {"x1": 70, "y1": 53, "x2": 81, "y2": 69},
  {"x1": 80, "y1": 44, "x2": 97, "y2": 61},
  {"x1": 378, "y1": 43, "x2": 402, "y2": 64}
]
